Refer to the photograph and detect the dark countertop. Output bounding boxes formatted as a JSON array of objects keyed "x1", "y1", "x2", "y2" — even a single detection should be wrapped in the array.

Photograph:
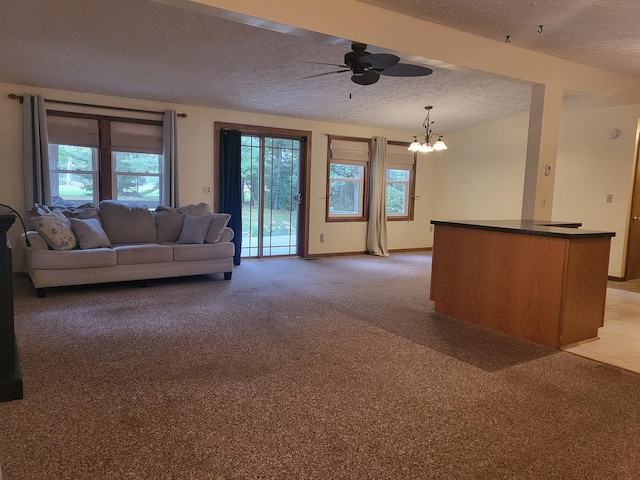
[{"x1": 430, "y1": 219, "x2": 616, "y2": 239}]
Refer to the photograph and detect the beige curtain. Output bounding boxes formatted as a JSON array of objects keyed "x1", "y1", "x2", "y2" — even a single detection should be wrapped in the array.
[
  {"x1": 22, "y1": 94, "x2": 51, "y2": 208},
  {"x1": 367, "y1": 136, "x2": 389, "y2": 256},
  {"x1": 162, "y1": 110, "x2": 179, "y2": 207}
]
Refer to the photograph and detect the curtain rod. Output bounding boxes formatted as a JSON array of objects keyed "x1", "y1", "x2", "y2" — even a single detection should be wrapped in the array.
[{"x1": 7, "y1": 94, "x2": 187, "y2": 118}]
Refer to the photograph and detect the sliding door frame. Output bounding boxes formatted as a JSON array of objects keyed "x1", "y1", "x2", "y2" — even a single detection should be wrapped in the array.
[{"x1": 214, "y1": 122, "x2": 312, "y2": 258}]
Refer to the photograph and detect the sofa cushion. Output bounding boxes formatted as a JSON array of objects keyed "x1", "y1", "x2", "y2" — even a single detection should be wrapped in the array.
[
  {"x1": 69, "y1": 218, "x2": 112, "y2": 249},
  {"x1": 177, "y1": 214, "x2": 212, "y2": 244},
  {"x1": 99, "y1": 200, "x2": 157, "y2": 244},
  {"x1": 30, "y1": 248, "x2": 116, "y2": 270},
  {"x1": 154, "y1": 206, "x2": 185, "y2": 243},
  {"x1": 114, "y1": 244, "x2": 173, "y2": 265},
  {"x1": 30, "y1": 211, "x2": 78, "y2": 251},
  {"x1": 172, "y1": 242, "x2": 235, "y2": 262},
  {"x1": 205, "y1": 213, "x2": 231, "y2": 244}
]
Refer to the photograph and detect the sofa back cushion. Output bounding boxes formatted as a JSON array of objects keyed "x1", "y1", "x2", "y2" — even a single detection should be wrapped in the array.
[
  {"x1": 178, "y1": 203, "x2": 211, "y2": 216},
  {"x1": 99, "y1": 200, "x2": 157, "y2": 244},
  {"x1": 28, "y1": 202, "x2": 100, "y2": 229},
  {"x1": 154, "y1": 206, "x2": 185, "y2": 243}
]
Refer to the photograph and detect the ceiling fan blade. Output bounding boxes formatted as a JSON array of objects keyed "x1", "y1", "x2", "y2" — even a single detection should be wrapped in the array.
[
  {"x1": 351, "y1": 70, "x2": 380, "y2": 85},
  {"x1": 379, "y1": 63, "x2": 434, "y2": 77},
  {"x1": 298, "y1": 60, "x2": 347, "y2": 68},
  {"x1": 358, "y1": 53, "x2": 400, "y2": 70},
  {"x1": 300, "y1": 69, "x2": 351, "y2": 80}
]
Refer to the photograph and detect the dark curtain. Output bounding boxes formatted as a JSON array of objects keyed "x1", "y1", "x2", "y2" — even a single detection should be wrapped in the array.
[{"x1": 219, "y1": 129, "x2": 242, "y2": 266}]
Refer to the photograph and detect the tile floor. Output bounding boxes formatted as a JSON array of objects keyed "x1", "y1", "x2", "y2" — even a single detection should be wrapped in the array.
[{"x1": 563, "y1": 288, "x2": 640, "y2": 373}]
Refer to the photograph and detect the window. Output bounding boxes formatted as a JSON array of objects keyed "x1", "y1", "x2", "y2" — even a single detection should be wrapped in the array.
[
  {"x1": 386, "y1": 142, "x2": 416, "y2": 221},
  {"x1": 47, "y1": 116, "x2": 99, "y2": 207},
  {"x1": 326, "y1": 136, "x2": 370, "y2": 221},
  {"x1": 47, "y1": 112, "x2": 163, "y2": 208},
  {"x1": 110, "y1": 121, "x2": 163, "y2": 208}
]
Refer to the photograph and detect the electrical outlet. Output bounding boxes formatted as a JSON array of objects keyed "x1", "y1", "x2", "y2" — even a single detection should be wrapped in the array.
[
  {"x1": 320, "y1": 233, "x2": 325, "y2": 243},
  {"x1": 202, "y1": 186, "x2": 212, "y2": 195},
  {"x1": 606, "y1": 194, "x2": 613, "y2": 203}
]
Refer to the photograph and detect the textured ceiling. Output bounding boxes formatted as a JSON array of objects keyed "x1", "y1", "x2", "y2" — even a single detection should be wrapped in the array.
[
  {"x1": 358, "y1": 0, "x2": 640, "y2": 79},
  {"x1": 0, "y1": 0, "x2": 637, "y2": 134}
]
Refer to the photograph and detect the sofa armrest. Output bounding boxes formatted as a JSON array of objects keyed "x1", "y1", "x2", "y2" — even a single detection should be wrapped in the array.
[
  {"x1": 22, "y1": 231, "x2": 49, "y2": 251},
  {"x1": 219, "y1": 227, "x2": 234, "y2": 243}
]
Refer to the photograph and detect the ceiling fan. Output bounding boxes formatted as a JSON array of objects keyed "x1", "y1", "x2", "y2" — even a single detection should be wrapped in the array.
[{"x1": 301, "y1": 42, "x2": 433, "y2": 85}]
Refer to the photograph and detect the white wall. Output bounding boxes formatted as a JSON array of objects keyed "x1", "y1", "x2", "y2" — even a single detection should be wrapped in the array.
[
  {"x1": 434, "y1": 112, "x2": 530, "y2": 220},
  {"x1": 554, "y1": 99, "x2": 640, "y2": 277},
  {"x1": 0, "y1": 82, "x2": 436, "y2": 271}
]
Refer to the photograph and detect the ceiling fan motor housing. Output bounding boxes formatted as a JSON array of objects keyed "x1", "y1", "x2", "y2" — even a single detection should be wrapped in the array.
[{"x1": 344, "y1": 49, "x2": 370, "y2": 74}]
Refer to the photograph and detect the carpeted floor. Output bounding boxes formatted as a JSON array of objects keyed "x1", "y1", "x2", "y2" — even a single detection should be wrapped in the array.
[
  {"x1": 608, "y1": 278, "x2": 640, "y2": 293},
  {"x1": 2, "y1": 252, "x2": 640, "y2": 479}
]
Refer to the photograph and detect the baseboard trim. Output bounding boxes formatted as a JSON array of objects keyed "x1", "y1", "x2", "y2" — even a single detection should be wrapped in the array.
[
  {"x1": 608, "y1": 275, "x2": 625, "y2": 281},
  {"x1": 306, "y1": 247, "x2": 432, "y2": 259},
  {"x1": 389, "y1": 247, "x2": 432, "y2": 253}
]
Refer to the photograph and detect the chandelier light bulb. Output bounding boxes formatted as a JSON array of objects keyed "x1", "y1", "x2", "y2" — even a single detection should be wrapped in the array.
[{"x1": 432, "y1": 137, "x2": 447, "y2": 151}]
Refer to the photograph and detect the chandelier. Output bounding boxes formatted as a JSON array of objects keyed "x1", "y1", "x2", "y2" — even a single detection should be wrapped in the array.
[{"x1": 408, "y1": 106, "x2": 447, "y2": 153}]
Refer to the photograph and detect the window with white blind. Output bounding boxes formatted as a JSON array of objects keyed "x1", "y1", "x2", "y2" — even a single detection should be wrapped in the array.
[
  {"x1": 47, "y1": 112, "x2": 163, "y2": 208},
  {"x1": 386, "y1": 142, "x2": 416, "y2": 221},
  {"x1": 326, "y1": 136, "x2": 371, "y2": 221}
]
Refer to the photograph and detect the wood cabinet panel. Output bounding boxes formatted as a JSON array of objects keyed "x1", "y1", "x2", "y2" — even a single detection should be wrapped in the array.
[
  {"x1": 431, "y1": 223, "x2": 612, "y2": 349},
  {"x1": 560, "y1": 238, "x2": 610, "y2": 345}
]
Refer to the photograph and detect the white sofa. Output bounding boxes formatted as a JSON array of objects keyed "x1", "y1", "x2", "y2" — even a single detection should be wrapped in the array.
[{"x1": 22, "y1": 200, "x2": 235, "y2": 297}]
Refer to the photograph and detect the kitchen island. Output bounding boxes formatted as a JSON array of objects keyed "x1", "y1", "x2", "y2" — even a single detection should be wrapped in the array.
[{"x1": 430, "y1": 220, "x2": 615, "y2": 349}]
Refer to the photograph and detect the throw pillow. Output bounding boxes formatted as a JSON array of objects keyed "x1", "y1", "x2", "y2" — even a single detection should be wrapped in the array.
[
  {"x1": 30, "y1": 211, "x2": 78, "y2": 251},
  {"x1": 177, "y1": 214, "x2": 212, "y2": 244},
  {"x1": 204, "y1": 213, "x2": 231, "y2": 244},
  {"x1": 69, "y1": 218, "x2": 112, "y2": 249}
]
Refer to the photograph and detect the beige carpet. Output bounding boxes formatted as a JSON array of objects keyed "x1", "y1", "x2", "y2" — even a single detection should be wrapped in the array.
[
  {"x1": 2, "y1": 252, "x2": 640, "y2": 479},
  {"x1": 608, "y1": 278, "x2": 640, "y2": 293}
]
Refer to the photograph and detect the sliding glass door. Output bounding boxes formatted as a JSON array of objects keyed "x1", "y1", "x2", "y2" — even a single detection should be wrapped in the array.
[{"x1": 241, "y1": 135, "x2": 301, "y2": 257}]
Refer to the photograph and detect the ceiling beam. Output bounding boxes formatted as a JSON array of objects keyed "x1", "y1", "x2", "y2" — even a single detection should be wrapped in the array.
[{"x1": 153, "y1": 0, "x2": 640, "y2": 105}]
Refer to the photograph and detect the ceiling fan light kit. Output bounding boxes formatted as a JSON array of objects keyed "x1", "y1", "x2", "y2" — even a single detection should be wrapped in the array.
[
  {"x1": 302, "y1": 42, "x2": 433, "y2": 85},
  {"x1": 409, "y1": 106, "x2": 447, "y2": 154}
]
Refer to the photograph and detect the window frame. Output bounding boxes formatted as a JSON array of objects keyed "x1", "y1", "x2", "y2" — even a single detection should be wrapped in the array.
[
  {"x1": 326, "y1": 135, "x2": 371, "y2": 222},
  {"x1": 386, "y1": 141, "x2": 417, "y2": 222},
  {"x1": 46, "y1": 110, "x2": 163, "y2": 207}
]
